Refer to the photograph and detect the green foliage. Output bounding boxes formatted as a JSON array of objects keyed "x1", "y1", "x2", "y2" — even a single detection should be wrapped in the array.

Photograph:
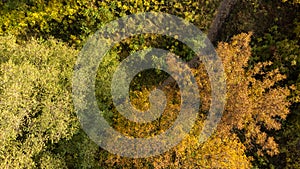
[
  {"x1": 95, "y1": 49, "x2": 121, "y2": 123},
  {"x1": 100, "y1": 0, "x2": 220, "y2": 29},
  {"x1": 0, "y1": 0, "x2": 222, "y2": 48},
  {"x1": 0, "y1": 0, "x2": 298, "y2": 168},
  {"x1": 0, "y1": 35, "x2": 80, "y2": 168},
  {"x1": 52, "y1": 131, "x2": 101, "y2": 168},
  {"x1": 283, "y1": 0, "x2": 300, "y2": 4},
  {"x1": 0, "y1": 0, "x2": 114, "y2": 46},
  {"x1": 280, "y1": 107, "x2": 300, "y2": 168},
  {"x1": 0, "y1": 33, "x2": 290, "y2": 168},
  {"x1": 251, "y1": 31, "x2": 300, "y2": 102}
]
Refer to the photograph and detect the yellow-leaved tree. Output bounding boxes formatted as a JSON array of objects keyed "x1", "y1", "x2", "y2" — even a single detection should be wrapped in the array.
[{"x1": 94, "y1": 33, "x2": 290, "y2": 168}]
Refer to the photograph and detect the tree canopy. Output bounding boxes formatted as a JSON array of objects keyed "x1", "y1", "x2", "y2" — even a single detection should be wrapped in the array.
[{"x1": 0, "y1": 0, "x2": 299, "y2": 168}]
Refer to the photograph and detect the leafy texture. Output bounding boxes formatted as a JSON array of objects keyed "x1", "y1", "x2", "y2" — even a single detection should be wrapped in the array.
[{"x1": 0, "y1": 36, "x2": 79, "y2": 168}]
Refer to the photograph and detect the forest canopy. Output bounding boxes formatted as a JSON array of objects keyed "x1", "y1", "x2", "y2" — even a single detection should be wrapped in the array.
[{"x1": 0, "y1": 0, "x2": 299, "y2": 168}]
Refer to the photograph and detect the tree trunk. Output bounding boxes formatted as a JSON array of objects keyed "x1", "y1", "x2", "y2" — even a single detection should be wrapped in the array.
[{"x1": 160, "y1": 0, "x2": 238, "y2": 87}]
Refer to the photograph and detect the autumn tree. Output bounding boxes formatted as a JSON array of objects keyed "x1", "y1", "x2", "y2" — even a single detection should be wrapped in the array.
[{"x1": 90, "y1": 33, "x2": 290, "y2": 168}]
